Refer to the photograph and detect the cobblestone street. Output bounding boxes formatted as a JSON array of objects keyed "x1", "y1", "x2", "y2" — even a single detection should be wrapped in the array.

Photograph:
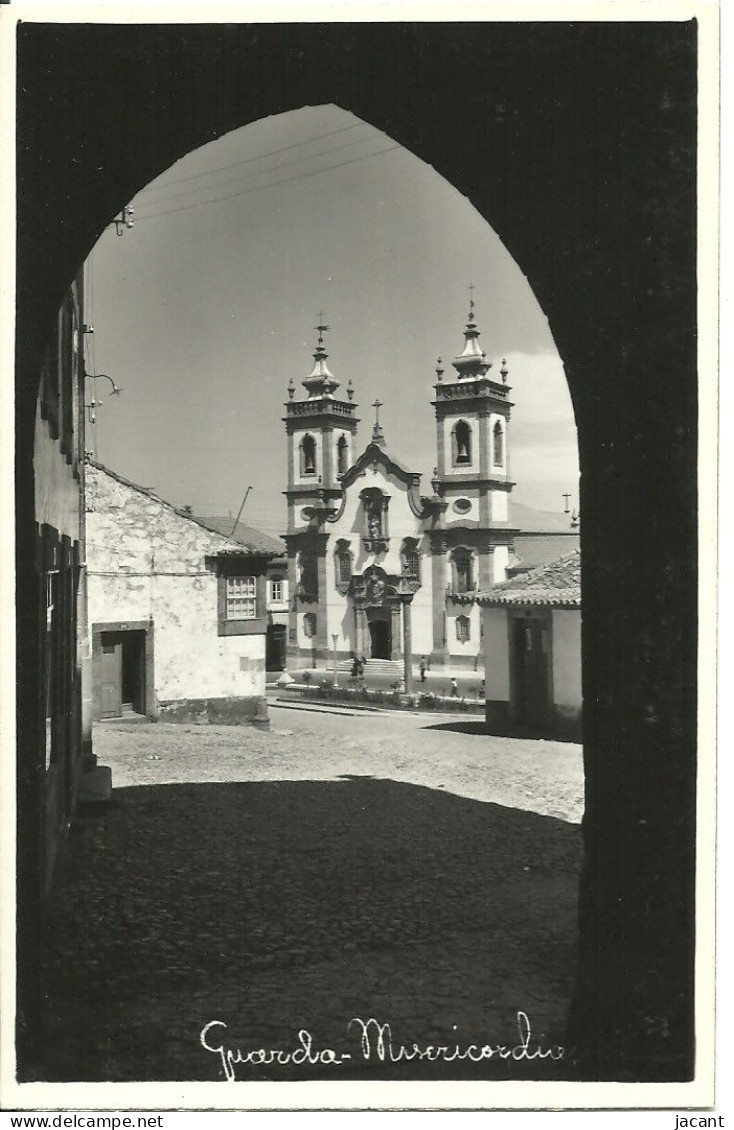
[{"x1": 39, "y1": 709, "x2": 583, "y2": 1083}]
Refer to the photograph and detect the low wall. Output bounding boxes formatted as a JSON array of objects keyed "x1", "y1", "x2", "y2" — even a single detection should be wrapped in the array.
[{"x1": 157, "y1": 695, "x2": 270, "y2": 727}]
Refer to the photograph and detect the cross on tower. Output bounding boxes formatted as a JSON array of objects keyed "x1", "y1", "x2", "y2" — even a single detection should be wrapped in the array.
[
  {"x1": 314, "y1": 314, "x2": 329, "y2": 344},
  {"x1": 468, "y1": 281, "x2": 475, "y2": 317},
  {"x1": 372, "y1": 398, "x2": 383, "y2": 427},
  {"x1": 562, "y1": 493, "x2": 572, "y2": 513}
]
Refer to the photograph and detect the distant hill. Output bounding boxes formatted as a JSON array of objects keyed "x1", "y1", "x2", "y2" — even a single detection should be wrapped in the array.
[{"x1": 511, "y1": 501, "x2": 578, "y2": 534}]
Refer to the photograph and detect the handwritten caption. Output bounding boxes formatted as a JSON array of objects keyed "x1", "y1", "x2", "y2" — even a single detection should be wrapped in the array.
[{"x1": 200, "y1": 1011, "x2": 564, "y2": 1082}]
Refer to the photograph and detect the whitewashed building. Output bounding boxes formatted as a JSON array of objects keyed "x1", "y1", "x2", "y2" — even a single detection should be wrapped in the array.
[
  {"x1": 283, "y1": 302, "x2": 518, "y2": 670},
  {"x1": 85, "y1": 463, "x2": 273, "y2": 725},
  {"x1": 477, "y1": 549, "x2": 581, "y2": 739}
]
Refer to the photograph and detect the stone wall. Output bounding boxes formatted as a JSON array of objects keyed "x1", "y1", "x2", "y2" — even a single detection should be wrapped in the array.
[{"x1": 86, "y1": 465, "x2": 267, "y2": 722}]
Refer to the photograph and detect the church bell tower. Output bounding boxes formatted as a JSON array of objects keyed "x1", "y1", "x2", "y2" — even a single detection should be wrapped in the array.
[
  {"x1": 284, "y1": 320, "x2": 359, "y2": 517},
  {"x1": 283, "y1": 321, "x2": 359, "y2": 664},
  {"x1": 428, "y1": 292, "x2": 517, "y2": 665},
  {"x1": 432, "y1": 292, "x2": 513, "y2": 536}
]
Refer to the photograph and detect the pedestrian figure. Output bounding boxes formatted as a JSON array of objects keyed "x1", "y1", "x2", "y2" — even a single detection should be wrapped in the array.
[
  {"x1": 450, "y1": 677, "x2": 459, "y2": 698},
  {"x1": 419, "y1": 658, "x2": 427, "y2": 683},
  {"x1": 350, "y1": 656, "x2": 361, "y2": 679},
  {"x1": 359, "y1": 655, "x2": 366, "y2": 677}
]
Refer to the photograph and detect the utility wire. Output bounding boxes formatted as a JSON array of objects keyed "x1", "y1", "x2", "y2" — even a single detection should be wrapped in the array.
[
  {"x1": 133, "y1": 130, "x2": 387, "y2": 211},
  {"x1": 134, "y1": 144, "x2": 402, "y2": 223},
  {"x1": 138, "y1": 121, "x2": 367, "y2": 195}
]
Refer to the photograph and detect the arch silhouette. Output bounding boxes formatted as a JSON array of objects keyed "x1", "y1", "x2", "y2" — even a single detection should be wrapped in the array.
[{"x1": 15, "y1": 22, "x2": 698, "y2": 1081}]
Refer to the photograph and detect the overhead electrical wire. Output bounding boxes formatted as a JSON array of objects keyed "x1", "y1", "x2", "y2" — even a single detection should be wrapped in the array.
[
  {"x1": 133, "y1": 143, "x2": 402, "y2": 223},
  {"x1": 133, "y1": 130, "x2": 389, "y2": 211},
  {"x1": 138, "y1": 121, "x2": 367, "y2": 195}
]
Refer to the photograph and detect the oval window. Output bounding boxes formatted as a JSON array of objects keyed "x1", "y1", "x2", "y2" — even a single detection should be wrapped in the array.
[
  {"x1": 453, "y1": 498, "x2": 472, "y2": 514},
  {"x1": 300, "y1": 507, "x2": 312, "y2": 521}
]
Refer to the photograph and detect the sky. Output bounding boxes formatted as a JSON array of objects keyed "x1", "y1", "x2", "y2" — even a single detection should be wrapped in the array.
[{"x1": 85, "y1": 103, "x2": 579, "y2": 538}]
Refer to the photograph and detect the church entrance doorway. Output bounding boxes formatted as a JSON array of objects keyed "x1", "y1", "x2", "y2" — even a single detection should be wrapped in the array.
[{"x1": 367, "y1": 613, "x2": 391, "y2": 659}]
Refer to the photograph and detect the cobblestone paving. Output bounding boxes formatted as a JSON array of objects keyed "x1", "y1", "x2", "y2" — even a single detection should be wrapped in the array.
[{"x1": 39, "y1": 712, "x2": 583, "y2": 1084}]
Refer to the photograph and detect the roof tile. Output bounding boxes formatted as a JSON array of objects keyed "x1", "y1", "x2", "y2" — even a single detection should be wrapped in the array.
[{"x1": 477, "y1": 549, "x2": 581, "y2": 607}]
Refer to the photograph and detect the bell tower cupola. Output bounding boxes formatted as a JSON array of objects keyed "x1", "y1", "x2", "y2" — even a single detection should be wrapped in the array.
[
  {"x1": 284, "y1": 318, "x2": 360, "y2": 533},
  {"x1": 451, "y1": 291, "x2": 492, "y2": 381}
]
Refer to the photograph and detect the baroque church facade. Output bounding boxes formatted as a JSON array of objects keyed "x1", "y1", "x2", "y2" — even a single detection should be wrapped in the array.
[{"x1": 283, "y1": 300, "x2": 518, "y2": 670}]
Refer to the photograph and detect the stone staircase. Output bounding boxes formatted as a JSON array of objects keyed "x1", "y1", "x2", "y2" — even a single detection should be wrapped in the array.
[{"x1": 336, "y1": 658, "x2": 404, "y2": 678}]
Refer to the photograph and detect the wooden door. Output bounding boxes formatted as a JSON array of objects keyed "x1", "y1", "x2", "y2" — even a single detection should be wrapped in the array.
[
  {"x1": 512, "y1": 618, "x2": 550, "y2": 730},
  {"x1": 99, "y1": 635, "x2": 122, "y2": 718}
]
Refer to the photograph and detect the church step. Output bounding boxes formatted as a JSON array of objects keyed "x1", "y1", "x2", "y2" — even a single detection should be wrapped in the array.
[{"x1": 335, "y1": 658, "x2": 403, "y2": 675}]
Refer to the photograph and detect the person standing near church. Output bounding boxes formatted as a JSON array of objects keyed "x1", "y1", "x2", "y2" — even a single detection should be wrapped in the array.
[{"x1": 419, "y1": 658, "x2": 427, "y2": 683}]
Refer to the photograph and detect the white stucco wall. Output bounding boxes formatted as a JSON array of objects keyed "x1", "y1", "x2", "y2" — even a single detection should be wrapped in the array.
[
  {"x1": 491, "y1": 491, "x2": 509, "y2": 523},
  {"x1": 446, "y1": 602, "x2": 482, "y2": 665},
  {"x1": 481, "y1": 607, "x2": 510, "y2": 698},
  {"x1": 492, "y1": 544, "x2": 510, "y2": 582},
  {"x1": 86, "y1": 466, "x2": 266, "y2": 703},
  {"x1": 444, "y1": 494, "x2": 480, "y2": 525},
  {"x1": 552, "y1": 609, "x2": 582, "y2": 708}
]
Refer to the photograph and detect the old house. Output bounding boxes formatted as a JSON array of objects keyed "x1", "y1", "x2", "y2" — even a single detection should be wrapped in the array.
[
  {"x1": 477, "y1": 549, "x2": 581, "y2": 740},
  {"x1": 85, "y1": 462, "x2": 273, "y2": 725},
  {"x1": 193, "y1": 516, "x2": 288, "y2": 671}
]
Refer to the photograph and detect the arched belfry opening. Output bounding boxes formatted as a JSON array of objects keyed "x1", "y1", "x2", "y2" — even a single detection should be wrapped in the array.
[
  {"x1": 15, "y1": 22, "x2": 698, "y2": 1086},
  {"x1": 453, "y1": 419, "x2": 472, "y2": 465},
  {"x1": 300, "y1": 433, "x2": 317, "y2": 476}
]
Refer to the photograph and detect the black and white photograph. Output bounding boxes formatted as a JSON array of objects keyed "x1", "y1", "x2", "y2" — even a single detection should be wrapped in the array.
[{"x1": 1, "y1": 1, "x2": 719, "y2": 1114}]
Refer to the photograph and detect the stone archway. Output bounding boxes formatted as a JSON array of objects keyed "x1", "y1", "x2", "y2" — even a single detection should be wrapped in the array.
[{"x1": 15, "y1": 21, "x2": 698, "y2": 1080}]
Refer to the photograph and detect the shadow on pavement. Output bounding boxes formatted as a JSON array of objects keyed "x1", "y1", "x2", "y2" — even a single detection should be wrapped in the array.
[
  {"x1": 38, "y1": 777, "x2": 582, "y2": 1083},
  {"x1": 422, "y1": 720, "x2": 493, "y2": 736}
]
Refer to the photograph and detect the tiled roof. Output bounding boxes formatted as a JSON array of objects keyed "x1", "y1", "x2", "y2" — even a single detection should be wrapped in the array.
[
  {"x1": 477, "y1": 549, "x2": 581, "y2": 608},
  {"x1": 195, "y1": 517, "x2": 286, "y2": 557},
  {"x1": 87, "y1": 460, "x2": 280, "y2": 558}
]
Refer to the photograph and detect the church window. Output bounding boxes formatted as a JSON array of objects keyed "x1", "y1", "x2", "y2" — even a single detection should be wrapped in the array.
[
  {"x1": 453, "y1": 420, "x2": 472, "y2": 465},
  {"x1": 456, "y1": 614, "x2": 471, "y2": 643},
  {"x1": 303, "y1": 612, "x2": 317, "y2": 638},
  {"x1": 270, "y1": 579, "x2": 284, "y2": 603},
  {"x1": 299, "y1": 553, "x2": 318, "y2": 599},
  {"x1": 300, "y1": 433, "x2": 317, "y2": 476},
  {"x1": 337, "y1": 434, "x2": 349, "y2": 477},
  {"x1": 452, "y1": 548, "x2": 474, "y2": 593},
  {"x1": 401, "y1": 538, "x2": 420, "y2": 584},
  {"x1": 493, "y1": 421, "x2": 504, "y2": 467},
  {"x1": 225, "y1": 576, "x2": 257, "y2": 619},
  {"x1": 335, "y1": 541, "x2": 353, "y2": 589}
]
